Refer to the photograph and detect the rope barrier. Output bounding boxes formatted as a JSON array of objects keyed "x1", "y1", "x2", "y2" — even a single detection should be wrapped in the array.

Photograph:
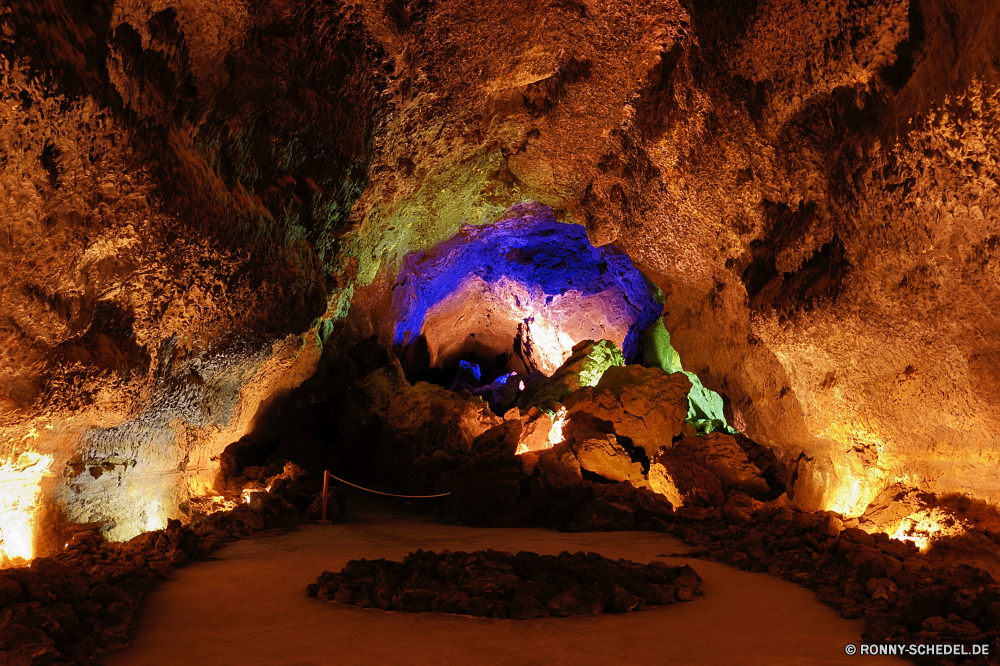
[{"x1": 325, "y1": 472, "x2": 451, "y2": 498}]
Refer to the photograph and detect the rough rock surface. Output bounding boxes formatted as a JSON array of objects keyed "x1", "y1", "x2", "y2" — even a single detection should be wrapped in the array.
[
  {"x1": 563, "y1": 364, "x2": 692, "y2": 458},
  {"x1": 307, "y1": 549, "x2": 702, "y2": 618},
  {"x1": 673, "y1": 433, "x2": 772, "y2": 498},
  {"x1": 3, "y1": 0, "x2": 1000, "y2": 561},
  {"x1": 377, "y1": 381, "x2": 502, "y2": 488},
  {"x1": 517, "y1": 339, "x2": 625, "y2": 411},
  {"x1": 471, "y1": 372, "x2": 523, "y2": 415},
  {"x1": 665, "y1": 497, "x2": 1000, "y2": 665},
  {"x1": 569, "y1": 428, "x2": 649, "y2": 489},
  {"x1": 649, "y1": 448, "x2": 726, "y2": 510},
  {"x1": 389, "y1": 214, "x2": 660, "y2": 378}
]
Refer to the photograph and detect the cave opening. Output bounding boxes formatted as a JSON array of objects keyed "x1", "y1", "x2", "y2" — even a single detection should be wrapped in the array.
[
  {"x1": 388, "y1": 201, "x2": 663, "y2": 395},
  {"x1": 208, "y1": 201, "x2": 739, "y2": 511}
]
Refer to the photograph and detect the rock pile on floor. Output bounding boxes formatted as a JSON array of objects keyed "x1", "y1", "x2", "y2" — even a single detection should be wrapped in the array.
[
  {"x1": 307, "y1": 549, "x2": 702, "y2": 619},
  {"x1": 661, "y1": 496, "x2": 1000, "y2": 665},
  {"x1": 0, "y1": 492, "x2": 304, "y2": 666}
]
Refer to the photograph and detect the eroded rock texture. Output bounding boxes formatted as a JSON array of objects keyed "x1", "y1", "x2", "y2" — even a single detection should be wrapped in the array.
[{"x1": 2, "y1": 0, "x2": 999, "y2": 556}]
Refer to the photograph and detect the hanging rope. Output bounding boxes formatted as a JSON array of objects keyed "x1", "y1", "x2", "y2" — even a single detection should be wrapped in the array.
[{"x1": 326, "y1": 472, "x2": 451, "y2": 498}]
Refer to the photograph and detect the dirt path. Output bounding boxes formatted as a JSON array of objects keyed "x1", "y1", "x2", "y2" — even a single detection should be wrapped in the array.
[{"x1": 104, "y1": 506, "x2": 903, "y2": 666}]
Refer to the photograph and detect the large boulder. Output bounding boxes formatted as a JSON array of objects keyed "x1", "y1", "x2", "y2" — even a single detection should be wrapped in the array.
[
  {"x1": 472, "y1": 419, "x2": 523, "y2": 457},
  {"x1": 517, "y1": 339, "x2": 625, "y2": 411},
  {"x1": 569, "y1": 427, "x2": 648, "y2": 488},
  {"x1": 378, "y1": 381, "x2": 503, "y2": 489},
  {"x1": 535, "y1": 441, "x2": 584, "y2": 490},
  {"x1": 381, "y1": 382, "x2": 502, "y2": 457},
  {"x1": 671, "y1": 433, "x2": 770, "y2": 498},
  {"x1": 515, "y1": 411, "x2": 554, "y2": 454},
  {"x1": 563, "y1": 364, "x2": 691, "y2": 458},
  {"x1": 648, "y1": 446, "x2": 725, "y2": 509}
]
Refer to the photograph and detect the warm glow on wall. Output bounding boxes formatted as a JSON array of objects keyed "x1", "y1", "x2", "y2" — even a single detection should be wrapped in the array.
[
  {"x1": 0, "y1": 451, "x2": 53, "y2": 564},
  {"x1": 826, "y1": 476, "x2": 871, "y2": 519},
  {"x1": 518, "y1": 306, "x2": 579, "y2": 374},
  {"x1": 547, "y1": 406, "x2": 569, "y2": 447},
  {"x1": 891, "y1": 508, "x2": 961, "y2": 553},
  {"x1": 819, "y1": 422, "x2": 888, "y2": 518}
]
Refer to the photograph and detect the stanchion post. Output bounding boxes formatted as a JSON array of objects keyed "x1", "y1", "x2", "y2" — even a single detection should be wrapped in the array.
[{"x1": 317, "y1": 469, "x2": 333, "y2": 525}]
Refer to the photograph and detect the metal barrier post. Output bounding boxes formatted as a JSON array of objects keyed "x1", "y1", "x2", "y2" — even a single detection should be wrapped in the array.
[{"x1": 316, "y1": 469, "x2": 333, "y2": 525}]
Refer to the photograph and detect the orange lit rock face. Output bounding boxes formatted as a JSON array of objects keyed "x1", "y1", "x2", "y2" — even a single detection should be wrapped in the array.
[
  {"x1": 3, "y1": 0, "x2": 1000, "y2": 558},
  {"x1": 0, "y1": 452, "x2": 53, "y2": 565},
  {"x1": 563, "y1": 365, "x2": 691, "y2": 459}
]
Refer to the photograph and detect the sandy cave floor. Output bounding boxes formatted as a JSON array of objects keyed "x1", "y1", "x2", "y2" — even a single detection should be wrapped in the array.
[{"x1": 103, "y1": 496, "x2": 904, "y2": 666}]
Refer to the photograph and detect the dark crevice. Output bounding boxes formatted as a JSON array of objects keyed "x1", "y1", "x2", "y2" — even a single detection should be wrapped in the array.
[
  {"x1": 40, "y1": 141, "x2": 62, "y2": 190},
  {"x1": 615, "y1": 434, "x2": 651, "y2": 474},
  {"x1": 879, "y1": 0, "x2": 926, "y2": 91}
]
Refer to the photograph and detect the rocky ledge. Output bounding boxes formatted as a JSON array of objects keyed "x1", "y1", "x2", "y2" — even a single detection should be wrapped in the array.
[{"x1": 306, "y1": 549, "x2": 702, "y2": 619}]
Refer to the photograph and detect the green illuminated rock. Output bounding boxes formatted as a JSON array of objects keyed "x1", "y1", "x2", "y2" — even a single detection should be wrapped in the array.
[
  {"x1": 517, "y1": 339, "x2": 624, "y2": 412},
  {"x1": 644, "y1": 319, "x2": 733, "y2": 435},
  {"x1": 643, "y1": 318, "x2": 683, "y2": 374}
]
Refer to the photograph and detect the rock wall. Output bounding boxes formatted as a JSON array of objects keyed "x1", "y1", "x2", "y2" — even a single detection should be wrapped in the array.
[{"x1": 2, "y1": 0, "x2": 999, "y2": 557}]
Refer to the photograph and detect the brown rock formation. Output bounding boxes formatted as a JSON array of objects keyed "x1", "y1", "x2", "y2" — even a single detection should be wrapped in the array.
[
  {"x1": 2, "y1": 0, "x2": 1000, "y2": 559},
  {"x1": 570, "y1": 428, "x2": 649, "y2": 488},
  {"x1": 564, "y1": 364, "x2": 692, "y2": 457}
]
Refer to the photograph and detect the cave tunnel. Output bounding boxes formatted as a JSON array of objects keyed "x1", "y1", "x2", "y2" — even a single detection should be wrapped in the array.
[
  {"x1": 389, "y1": 201, "x2": 661, "y2": 385},
  {"x1": 3, "y1": 0, "x2": 1000, "y2": 664}
]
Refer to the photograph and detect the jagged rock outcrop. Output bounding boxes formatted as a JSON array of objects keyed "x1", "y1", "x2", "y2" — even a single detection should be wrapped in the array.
[
  {"x1": 517, "y1": 339, "x2": 625, "y2": 411},
  {"x1": 569, "y1": 428, "x2": 649, "y2": 488},
  {"x1": 563, "y1": 364, "x2": 692, "y2": 458}
]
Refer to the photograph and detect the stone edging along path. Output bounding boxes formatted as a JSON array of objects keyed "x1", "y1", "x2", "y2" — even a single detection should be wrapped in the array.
[
  {"x1": 657, "y1": 493, "x2": 1000, "y2": 665},
  {"x1": 307, "y1": 548, "x2": 703, "y2": 618},
  {"x1": 3, "y1": 485, "x2": 1000, "y2": 665}
]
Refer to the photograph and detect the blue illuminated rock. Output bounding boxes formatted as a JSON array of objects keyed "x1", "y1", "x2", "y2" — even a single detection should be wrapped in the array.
[{"x1": 391, "y1": 203, "x2": 661, "y2": 376}]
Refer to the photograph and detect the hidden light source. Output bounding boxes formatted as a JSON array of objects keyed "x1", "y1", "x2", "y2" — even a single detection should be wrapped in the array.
[{"x1": 0, "y1": 451, "x2": 53, "y2": 564}]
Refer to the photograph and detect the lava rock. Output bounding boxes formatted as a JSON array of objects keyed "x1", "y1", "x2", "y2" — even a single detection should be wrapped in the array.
[
  {"x1": 472, "y1": 372, "x2": 523, "y2": 415},
  {"x1": 671, "y1": 433, "x2": 770, "y2": 498},
  {"x1": 562, "y1": 364, "x2": 691, "y2": 458},
  {"x1": 648, "y1": 446, "x2": 725, "y2": 509},
  {"x1": 438, "y1": 456, "x2": 523, "y2": 525},
  {"x1": 308, "y1": 549, "x2": 702, "y2": 619},
  {"x1": 569, "y1": 427, "x2": 648, "y2": 487},
  {"x1": 517, "y1": 339, "x2": 625, "y2": 410}
]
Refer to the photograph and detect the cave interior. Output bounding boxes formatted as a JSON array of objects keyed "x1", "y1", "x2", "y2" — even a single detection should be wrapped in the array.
[{"x1": 3, "y1": 0, "x2": 1000, "y2": 663}]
